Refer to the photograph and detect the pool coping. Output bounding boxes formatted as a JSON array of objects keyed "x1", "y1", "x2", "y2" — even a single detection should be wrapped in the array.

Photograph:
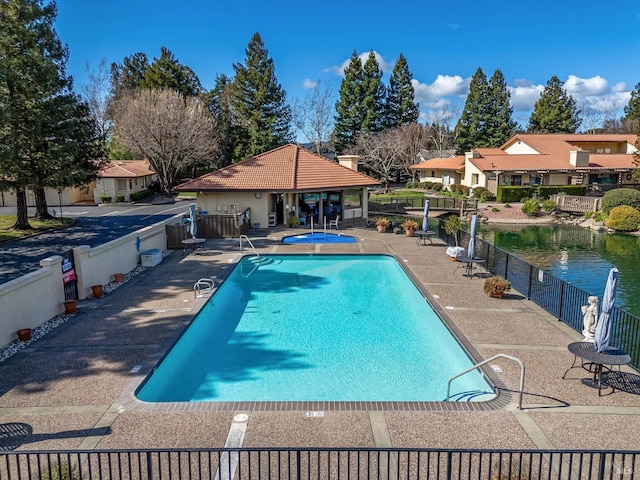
[{"x1": 119, "y1": 253, "x2": 512, "y2": 413}]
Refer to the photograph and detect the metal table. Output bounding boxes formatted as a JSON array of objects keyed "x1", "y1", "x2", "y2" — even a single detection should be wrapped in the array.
[
  {"x1": 181, "y1": 238, "x2": 206, "y2": 255},
  {"x1": 415, "y1": 230, "x2": 437, "y2": 246},
  {"x1": 454, "y1": 256, "x2": 485, "y2": 277},
  {"x1": 562, "y1": 341, "x2": 631, "y2": 396}
]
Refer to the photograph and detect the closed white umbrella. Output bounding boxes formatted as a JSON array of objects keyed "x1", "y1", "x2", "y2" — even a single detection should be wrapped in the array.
[
  {"x1": 594, "y1": 267, "x2": 619, "y2": 353},
  {"x1": 422, "y1": 199, "x2": 430, "y2": 232},
  {"x1": 468, "y1": 214, "x2": 478, "y2": 259},
  {"x1": 188, "y1": 203, "x2": 197, "y2": 239}
]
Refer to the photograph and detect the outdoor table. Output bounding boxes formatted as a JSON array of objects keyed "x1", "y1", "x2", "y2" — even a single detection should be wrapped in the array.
[
  {"x1": 415, "y1": 230, "x2": 437, "y2": 246},
  {"x1": 181, "y1": 238, "x2": 206, "y2": 255},
  {"x1": 562, "y1": 341, "x2": 631, "y2": 396}
]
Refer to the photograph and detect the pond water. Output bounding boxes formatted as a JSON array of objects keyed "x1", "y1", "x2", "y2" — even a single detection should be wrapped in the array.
[{"x1": 478, "y1": 223, "x2": 640, "y2": 317}]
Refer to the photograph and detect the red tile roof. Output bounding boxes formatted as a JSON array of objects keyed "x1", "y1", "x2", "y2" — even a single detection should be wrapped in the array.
[
  {"x1": 176, "y1": 144, "x2": 380, "y2": 192},
  {"x1": 99, "y1": 160, "x2": 155, "y2": 178},
  {"x1": 410, "y1": 156, "x2": 465, "y2": 171}
]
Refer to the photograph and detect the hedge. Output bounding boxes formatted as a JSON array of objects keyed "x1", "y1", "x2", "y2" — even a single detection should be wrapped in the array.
[
  {"x1": 602, "y1": 188, "x2": 640, "y2": 214},
  {"x1": 496, "y1": 186, "x2": 533, "y2": 203},
  {"x1": 99, "y1": 195, "x2": 112, "y2": 203},
  {"x1": 130, "y1": 189, "x2": 152, "y2": 201},
  {"x1": 537, "y1": 185, "x2": 586, "y2": 198},
  {"x1": 606, "y1": 205, "x2": 640, "y2": 232}
]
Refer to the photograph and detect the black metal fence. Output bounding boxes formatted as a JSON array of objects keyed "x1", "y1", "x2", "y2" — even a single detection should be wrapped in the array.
[
  {"x1": 369, "y1": 196, "x2": 477, "y2": 213},
  {"x1": 453, "y1": 227, "x2": 640, "y2": 369},
  {"x1": 0, "y1": 448, "x2": 637, "y2": 479}
]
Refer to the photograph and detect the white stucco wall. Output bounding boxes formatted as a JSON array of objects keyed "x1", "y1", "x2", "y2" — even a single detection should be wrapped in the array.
[
  {"x1": 504, "y1": 141, "x2": 539, "y2": 154},
  {"x1": 197, "y1": 192, "x2": 270, "y2": 228}
]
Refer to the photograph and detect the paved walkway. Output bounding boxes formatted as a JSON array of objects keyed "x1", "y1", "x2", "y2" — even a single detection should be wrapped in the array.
[{"x1": 1, "y1": 226, "x2": 639, "y2": 452}]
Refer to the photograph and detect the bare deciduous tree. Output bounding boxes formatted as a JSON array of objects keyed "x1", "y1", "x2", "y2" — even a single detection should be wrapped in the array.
[
  {"x1": 396, "y1": 123, "x2": 433, "y2": 181},
  {"x1": 112, "y1": 89, "x2": 217, "y2": 194},
  {"x1": 348, "y1": 129, "x2": 405, "y2": 191},
  {"x1": 81, "y1": 58, "x2": 112, "y2": 142},
  {"x1": 291, "y1": 80, "x2": 334, "y2": 155},
  {"x1": 424, "y1": 103, "x2": 459, "y2": 157}
]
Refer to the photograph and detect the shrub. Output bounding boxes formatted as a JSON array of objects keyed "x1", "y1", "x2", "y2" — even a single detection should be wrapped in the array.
[
  {"x1": 537, "y1": 185, "x2": 586, "y2": 198},
  {"x1": 130, "y1": 189, "x2": 152, "y2": 201},
  {"x1": 605, "y1": 205, "x2": 640, "y2": 232},
  {"x1": 521, "y1": 198, "x2": 540, "y2": 216},
  {"x1": 472, "y1": 186, "x2": 495, "y2": 201},
  {"x1": 115, "y1": 194, "x2": 125, "y2": 203},
  {"x1": 491, "y1": 207, "x2": 500, "y2": 212},
  {"x1": 99, "y1": 195, "x2": 112, "y2": 203},
  {"x1": 504, "y1": 203, "x2": 511, "y2": 208},
  {"x1": 496, "y1": 186, "x2": 533, "y2": 203},
  {"x1": 450, "y1": 184, "x2": 471, "y2": 196},
  {"x1": 444, "y1": 214, "x2": 463, "y2": 245},
  {"x1": 286, "y1": 215, "x2": 300, "y2": 227},
  {"x1": 400, "y1": 219, "x2": 420, "y2": 231},
  {"x1": 541, "y1": 199, "x2": 557, "y2": 213},
  {"x1": 375, "y1": 217, "x2": 390, "y2": 228},
  {"x1": 602, "y1": 188, "x2": 640, "y2": 214}
]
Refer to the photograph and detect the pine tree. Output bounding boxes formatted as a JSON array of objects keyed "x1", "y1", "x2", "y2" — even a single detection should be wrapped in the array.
[
  {"x1": 486, "y1": 69, "x2": 517, "y2": 147},
  {"x1": 455, "y1": 67, "x2": 490, "y2": 154},
  {"x1": 385, "y1": 53, "x2": 419, "y2": 129},
  {"x1": 0, "y1": 0, "x2": 103, "y2": 228},
  {"x1": 231, "y1": 32, "x2": 292, "y2": 162},
  {"x1": 334, "y1": 51, "x2": 365, "y2": 154},
  {"x1": 205, "y1": 74, "x2": 234, "y2": 168},
  {"x1": 110, "y1": 52, "x2": 149, "y2": 98},
  {"x1": 142, "y1": 47, "x2": 203, "y2": 97},
  {"x1": 361, "y1": 51, "x2": 386, "y2": 133},
  {"x1": 527, "y1": 76, "x2": 581, "y2": 133},
  {"x1": 623, "y1": 82, "x2": 640, "y2": 122}
]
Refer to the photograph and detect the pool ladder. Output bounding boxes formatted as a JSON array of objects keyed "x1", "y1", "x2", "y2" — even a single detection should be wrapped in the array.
[
  {"x1": 239, "y1": 235, "x2": 260, "y2": 257},
  {"x1": 193, "y1": 278, "x2": 215, "y2": 298},
  {"x1": 446, "y1": 354, "x2": 525, "y2": 410}
]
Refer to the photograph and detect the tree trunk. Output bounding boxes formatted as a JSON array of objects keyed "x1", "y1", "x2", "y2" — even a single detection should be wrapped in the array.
[
  {"x1": 13, "y1": 190, "x2": 32, "y2": 230},
  {"x1": 34, "y1": 188, "x2": 53, "y2": 220}
]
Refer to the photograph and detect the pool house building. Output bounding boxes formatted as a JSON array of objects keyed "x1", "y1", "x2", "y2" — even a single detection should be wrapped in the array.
[{"x1": 175, "y1": 144, "x2": 380, "y2": 230}]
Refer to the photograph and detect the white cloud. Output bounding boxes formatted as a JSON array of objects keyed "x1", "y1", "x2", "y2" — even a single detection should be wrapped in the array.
[
  {"x1": 508, "y1": 84, "x2": 544, "y2": 111},
  {"x1": 564, "y1": 75, "x2": 609, "y2": 96},
  {"x1": 328, "y1": 50, "x2": 393, "y2": 76},
  {"x1": 411, "y1": 75, "x2": 469, "y2": 102},
  {"x1": 302, "y1": 78, "x2": 317, "y2": 89}
]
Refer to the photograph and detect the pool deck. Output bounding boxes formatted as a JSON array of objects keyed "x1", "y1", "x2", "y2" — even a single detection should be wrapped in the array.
[{"x1": 1, "y1": 226, "x2": 640, "y2": 452}]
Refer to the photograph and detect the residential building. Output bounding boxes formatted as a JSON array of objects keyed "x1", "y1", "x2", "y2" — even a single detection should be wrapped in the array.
[
  {"x1": 175, "y1": 144, "x2": 380, "y2": 228},
  {"x1": 411, "y1": 134, "x2": 639, "y2": 193},
  {"x1": 94, "y1": 160, "x2": 157, "y2": 204}
]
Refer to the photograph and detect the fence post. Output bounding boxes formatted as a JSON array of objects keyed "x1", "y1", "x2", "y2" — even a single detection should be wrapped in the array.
[
  {"x1": 527, "y1": 264, "x2": 533, "y2": 300},
  {"x1": 504, "y1": 255, "x2": 509, "y2": 280},
  {"x1": 558, "y1": 282, "x2": 565, "y2": 322}
]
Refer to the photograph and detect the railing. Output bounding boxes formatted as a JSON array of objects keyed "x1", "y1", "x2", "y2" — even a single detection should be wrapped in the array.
[
  {"x1": 239, "y1": 235, "x2": 259, "y2": 257},
  {"x1": 551, "y1": 194, "x2": 602, "y2": 213},
  {"x1": 453, "y1": 226, "x2": 640, "y2": 370},
  {"x1": 0, "y1": 448, "x2": 637, "y2": 479},
  {"x1": 369, "y1": 196, "x2": 477, "y2": 213},
  {"x1": 447, "y1": 354, "x2": 525, "y2": 410}
]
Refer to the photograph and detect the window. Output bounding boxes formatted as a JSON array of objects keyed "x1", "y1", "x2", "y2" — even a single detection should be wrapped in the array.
[
  {"x1": 502, "y1": 175, "x2": 522, "y2": 186},
  {"x1": 471, "y1": 174, "x2": 479, "y2": 185},
  {"x1": 129, "y1": 179, "x2": 133, "y2": 189},
  {"x1": 117, "y1": 179, "x2": 126, "y2": 190},
  {"x1": 431, "y1": 171, "x2": 435, "y2": 177},
  {"x1": 344, "y1": 189, "x2": 361, "y2": 207}
]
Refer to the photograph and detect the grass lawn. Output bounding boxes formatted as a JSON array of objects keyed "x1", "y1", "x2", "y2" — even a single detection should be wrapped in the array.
[
  {"x1": 0, "y1": 215, "x2": 73, "y2": 243},
  {"x1": 370, "y1": 189, "x2": 425, "y2": 200}
]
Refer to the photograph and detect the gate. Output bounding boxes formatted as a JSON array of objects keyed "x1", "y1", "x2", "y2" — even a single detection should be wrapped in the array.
[{"x1": 61, "y1": 249, "x2": 78, "y2": 300}]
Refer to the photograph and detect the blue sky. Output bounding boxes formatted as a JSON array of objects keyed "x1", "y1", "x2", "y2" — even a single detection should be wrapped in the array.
[{"x1": 55, "y1": 0, "x2": 640, "y2": 130}]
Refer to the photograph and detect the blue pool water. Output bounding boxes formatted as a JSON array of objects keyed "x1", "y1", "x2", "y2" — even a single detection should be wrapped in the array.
[
  {"x1": 136, "y1": 254, "x2": 493, "y2": 403},
  {"x1": 281, "y1": 232, "x2": 356, "y2": 244}
]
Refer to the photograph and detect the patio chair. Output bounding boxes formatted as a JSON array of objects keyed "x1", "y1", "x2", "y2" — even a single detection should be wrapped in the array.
[{"x1": 328, "y1": 215, "x2": 339, "y2": 230}]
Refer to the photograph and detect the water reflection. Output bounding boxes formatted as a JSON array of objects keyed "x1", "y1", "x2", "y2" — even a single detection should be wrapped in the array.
[{"x1": 479, "y1": 224, "x2": 640, "y2": 317}]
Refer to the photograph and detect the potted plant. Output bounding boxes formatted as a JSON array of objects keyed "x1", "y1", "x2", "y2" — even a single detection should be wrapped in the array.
[
  {"x1": 400, "y1": 219, "x2": 420, "y2": 237},
  {"x1": 91, "y1": 284, "x2": 103, "y2": 298},
  {"x1": 114, "y1": 273, "x2": 125, "y2": 283},
  {"x1": 17, "y1": 328, "x2": 32, "y2": 342},
  {"x1": 63, "y1": 299, "x2": 77, "y2": 314},
  {"x1": 375, "y1": 217, "x2": 390, "y2": 233},
  {"x1": 483, "y1": 276, "x2": 511, "y2": 298},
  {"x1": 444, "y1": 214, "x2": 463, "y2": 246},
  {"x1": 287, "y1": 215, "x2": 300, "y2": 228}
]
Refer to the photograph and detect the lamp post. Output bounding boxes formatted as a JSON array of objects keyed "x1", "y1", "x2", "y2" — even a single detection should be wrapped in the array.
[{"x1": 58, "y1": 190, "x2": 63, "y2": 225}]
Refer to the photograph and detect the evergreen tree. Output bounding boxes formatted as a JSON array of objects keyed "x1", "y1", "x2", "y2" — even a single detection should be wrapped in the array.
[
  {"x1": 334, "y1": 51, "x2": 365, "y2": 154},
  {"x1": 110, "y1": 52, "x2": 149, "y2": 98},
  {"x1": 230, "y1": 32, "x2": 292, "y2": 162},
  {"x1": 527, "y1": 76, "x2": 581, "y2": 133},
  {"x1": 384, "y1": 53, "x2": 419, "y2": 129},
  {"x1": 141, "y1": 46, "x2": 203, "y2": 97},
  {"x1": 486, "y1": 69, "x2": 517, "y2": 146},
  {"x1": 455, "y1": 67, "x2": 490, "y2": 154},
  {"x1": 205, "y1": 74, "x2": 234, "y2": 168},
  {"x1": 0, "y1": 0, "x2": 102, "y2": 228},
  {"x1": 623, "y1": 82, "x2": 640, "y2": 122},
  {"x1": 361, "y1": 51, "x2": 386, "y2": 133}
]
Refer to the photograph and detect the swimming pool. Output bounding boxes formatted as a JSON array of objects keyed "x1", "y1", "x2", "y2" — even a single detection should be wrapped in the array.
[
  {"x1": 136, "y1": 254, "x2": 494, "y2": 403},
  {"x1": 281, "y1": 232, "x2": 356, "y2": 244}
]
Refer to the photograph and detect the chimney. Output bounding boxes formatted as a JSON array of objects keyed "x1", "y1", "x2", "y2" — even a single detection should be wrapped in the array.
[
  {"x1": 569, "y1": 150, "x2": 589, "y2": 167},
  {"x1": 337, "y1": 155, "x2": 359, "y2": 172}
]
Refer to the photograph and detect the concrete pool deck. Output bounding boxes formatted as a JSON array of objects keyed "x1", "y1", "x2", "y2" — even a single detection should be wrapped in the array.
[{"x1": 1, "y1": 226, "x2": 639, "y2": 452}]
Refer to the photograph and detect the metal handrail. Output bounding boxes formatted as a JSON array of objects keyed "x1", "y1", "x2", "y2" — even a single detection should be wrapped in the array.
[
  {"x1": 239, "y1": 234, "x2": 259, "y2": 257},
  {"x1": 447, "y1": 353, "x2": 525, "y2": 410},
  {"x1": 193, "y1": 278, "x2": 215, "y2": 298}
]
